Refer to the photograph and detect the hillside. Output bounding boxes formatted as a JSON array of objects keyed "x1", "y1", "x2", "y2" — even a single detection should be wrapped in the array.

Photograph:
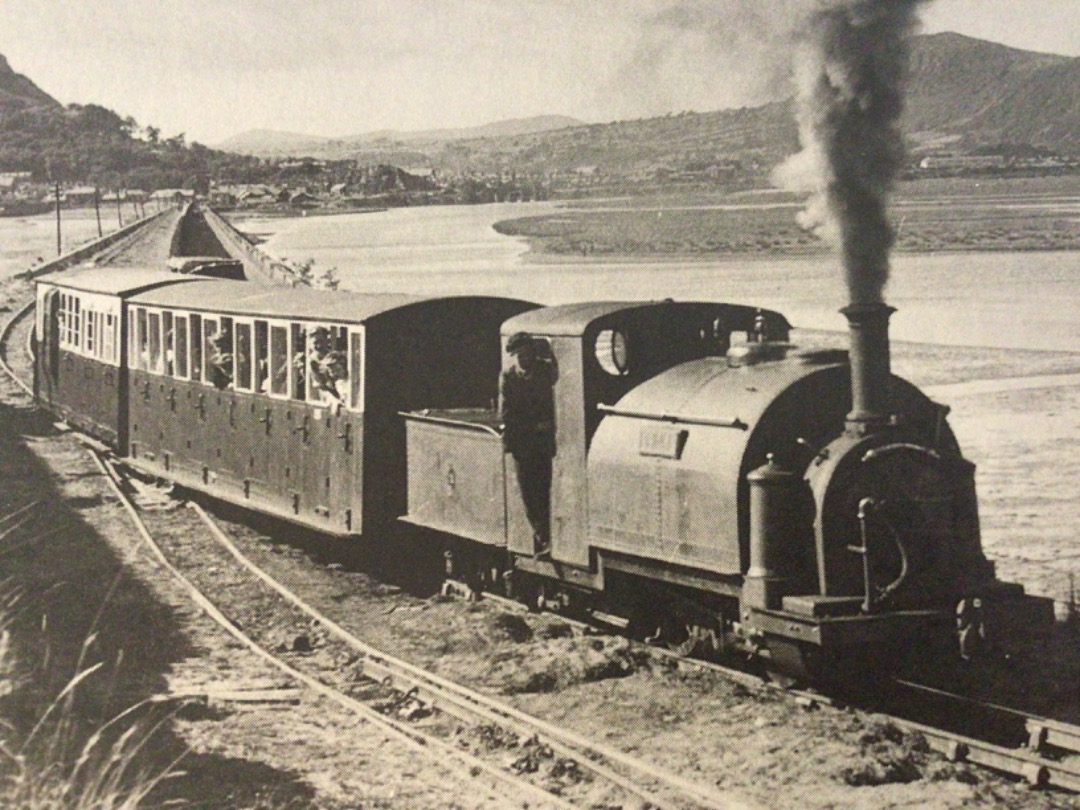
[
  {"x1": 905, "y1": 32, "x2": 1080, "y2": 152},
  {"x1": 0, "y1": 55, "x2": 267, "y2": 189},
  {"x1": 214, "y1": 33, "x2": 1080, "y2": 177},
  {"x1": 218, "y1": 115, "x2": 583, "y2": 159},
  {"x1": 0, "y1": 54, "x2": 60, "y2": 112}
]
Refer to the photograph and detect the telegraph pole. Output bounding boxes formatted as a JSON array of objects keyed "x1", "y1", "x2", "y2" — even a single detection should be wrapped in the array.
[
  {"x1": 116, "y1": 187, "x2": 123, "y2": 228},
  {"x1": 94, "y1": 187, "x2": 103, "y2": 237},
  {"x1": 54, "y1": 181, "x2": 62, "y2": 256}
]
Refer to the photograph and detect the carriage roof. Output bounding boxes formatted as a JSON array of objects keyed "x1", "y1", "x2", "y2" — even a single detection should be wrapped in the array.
[
  {"x1": 35, "y1": 266, "x2": 207, "y2": 297},
  {"x1": 128, "y1": 279, "x2": 521, "y2": 324}
]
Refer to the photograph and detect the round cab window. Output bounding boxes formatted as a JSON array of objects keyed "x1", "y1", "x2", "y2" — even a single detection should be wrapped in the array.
[{"x1": 594, "y1": 328, "x2": 630, "y2": 376}]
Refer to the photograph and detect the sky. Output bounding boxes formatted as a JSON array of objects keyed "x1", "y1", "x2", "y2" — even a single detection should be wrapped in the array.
[{"x1": 2, "y1": 0, "x2": 1078, "y2": 146}]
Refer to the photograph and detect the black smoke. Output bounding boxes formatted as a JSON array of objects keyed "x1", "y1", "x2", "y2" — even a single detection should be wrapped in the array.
[{"x1": 776, "y1": 0, "x2": 928, "y2": 305}]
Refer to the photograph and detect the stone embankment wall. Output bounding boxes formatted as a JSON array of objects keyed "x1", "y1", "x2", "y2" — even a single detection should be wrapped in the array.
[
  {"x1": 199, "y1": 207, "x2": 301, "y2": 286},
  {"x1": 17, "y1": 208, "x2": 180, "y2": 281}
]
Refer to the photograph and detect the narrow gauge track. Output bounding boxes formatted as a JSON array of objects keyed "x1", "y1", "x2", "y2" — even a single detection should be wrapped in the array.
[
  {"x1": 486, "y1": 591, "x2": 1080, "y2": 793},
  {"x1": 88, "y1": 452, "x2": 592, "y2": 810},
  {"x1": 95, "y1": 452, "x2": 753, "y2": 810},
  {"x1": 5, "y1": 277, "x2": 1080, "y2": 801},
  {"x1": 0, "y1": 297, "x2": 35, "y2": 398}
]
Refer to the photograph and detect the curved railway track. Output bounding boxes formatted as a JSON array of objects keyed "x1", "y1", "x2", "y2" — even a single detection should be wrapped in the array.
[
  {"x1": 4, "y1": 273, "x2": 1080, "y2": 800},
  {"x1": 86, "y1": 450, "x2": 757, "y2": 810}
]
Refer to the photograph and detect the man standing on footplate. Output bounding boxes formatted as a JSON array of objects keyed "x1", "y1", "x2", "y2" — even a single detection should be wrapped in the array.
[{"x1": 499, "y1": 331, "x2": 555, "y2": 558}]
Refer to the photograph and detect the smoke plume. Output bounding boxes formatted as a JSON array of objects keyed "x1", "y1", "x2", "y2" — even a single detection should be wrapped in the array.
[{"x1": 775, "y1": 1, "x2": 927, "y2": 304}]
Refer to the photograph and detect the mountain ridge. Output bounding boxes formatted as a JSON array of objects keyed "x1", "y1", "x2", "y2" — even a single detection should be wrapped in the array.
[
  {"x1": 216, "y1": 115, "x2": 583, "y2": 157},
  {"x1": 213, "y1": 32, "x2": 1080, "y2": 171}
]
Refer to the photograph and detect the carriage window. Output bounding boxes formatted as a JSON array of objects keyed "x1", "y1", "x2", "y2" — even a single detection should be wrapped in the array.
[
  {"x1": 128, "y1": 310, "x2": 136, "y2": 367},
  {"x1": 202, "y1": 319, "x2": 217, "y2": 384},
  {"x1": 136, "y1": 308, "x2": 149, "y2": 371},
  {"x1": 162, "y1": 311, "x2": 174, "y2": 375},
  {"x1": 85, "y1": 309, "x2": 95, "y2": 355},
  {"x1": 174, "y1": 315, "x2": 188, "y2": 378},
  {"x1": 254, "y1": 320, "x2": 269, "y2": 393},
  {"x1": 350, "y1": 330, "x2": 364, "y2": 411},
  {"x1": 234, "y1": 321, "x2": 253, "y2": 391},
  {"x1": 57, "y1": 294, "x2": 66, "y2": 346},
  {"x1": 148, "y1": 312, "x2": 162, "y2": 373},
  {"x1": 72, "y1": 297, "x2": 81, "y2": 348},
  {"x1": 270, "y1": 325, "x2": 288, "y2": 396},
  {"x1": 103, "y1": 313, "x2": 116, "y2": 363},
  {"x1": 207, "y1": 317, "x2": 234, "y2": 390},
  {"x1": 306, "y1": 325, "x2": 348, "y2": 406},
  {"x1": 594, "y1": 328, "x2": 630, "y2": 376},
  {"x1": 189, "y1": 314, "x2": 202, "y2": 382},
  {"x1": 291, "y1": 323, "x2": 307, "y2": 401}
]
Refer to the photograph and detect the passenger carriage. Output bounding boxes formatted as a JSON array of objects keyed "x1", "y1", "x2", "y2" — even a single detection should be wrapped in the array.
[
  {"x1": 35, "y1": 267, "x2": 533, "y2": 536},
  {"x1": 34, "y1": 267, "x2": 206, "y2": 446}
]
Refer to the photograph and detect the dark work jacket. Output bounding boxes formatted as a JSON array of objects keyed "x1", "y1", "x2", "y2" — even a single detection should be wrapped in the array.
[{"x1": 499, "y1": 361, "x2": 555, "y2": 457}]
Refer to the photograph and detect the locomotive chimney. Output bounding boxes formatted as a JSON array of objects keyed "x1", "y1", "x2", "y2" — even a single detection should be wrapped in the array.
[{"x1": 842, "y1": 301, "x2": 895, "y2": 434}]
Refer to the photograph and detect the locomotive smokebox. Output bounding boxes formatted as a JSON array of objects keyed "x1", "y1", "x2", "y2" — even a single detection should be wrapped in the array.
[{"x1": 842, "y1": 301, "x2": 895, "y2": 434}]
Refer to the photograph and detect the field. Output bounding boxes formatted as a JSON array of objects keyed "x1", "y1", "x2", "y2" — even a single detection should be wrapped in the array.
[{"x1": 494, "y1": 175, "x2": 1080, "y2": 258}]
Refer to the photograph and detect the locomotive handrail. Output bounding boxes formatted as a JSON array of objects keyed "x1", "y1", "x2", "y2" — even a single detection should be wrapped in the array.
[
  {"x1": 399, "y1": 410, "x2": 503, "y2": 437},
  {"x1": 596, "y1": 403, "x2": 747, "y2": 430}
]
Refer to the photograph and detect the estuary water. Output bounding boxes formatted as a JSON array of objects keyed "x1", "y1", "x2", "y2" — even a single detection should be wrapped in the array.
[{"x1": 243, "y1": 202, "x2": 1080, "y2": 354}]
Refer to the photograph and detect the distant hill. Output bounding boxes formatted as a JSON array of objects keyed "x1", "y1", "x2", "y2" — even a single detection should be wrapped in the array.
[
  {"x1": 214, "y1": 33, "x2": 1080, "y2": 178},
  {"x1": 3, "y1": 31, "x2": 1079, "y2": 191},
  {"x1": 215, "y1": 128, "x2": 332, "y2": 155},
  {"x1": 905, "y1": 32, "x2": 1080, "y2": 153},
  {"x1": 0, "y1": 53, "x2": 265, "y2": 187},
  {"x1": 217, "y1": 115, "x2": 583, "y2": 158},
  {"x1": 0, "y1": 54, "x2": 61, "y2": 113}
]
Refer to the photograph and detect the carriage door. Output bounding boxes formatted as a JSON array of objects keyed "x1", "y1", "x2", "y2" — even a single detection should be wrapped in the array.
[
  {"x1": 41, "y1": 288, "x2": 61, "y2": 396},
  {"x1": 327, "y1": 326, "x2": 363, "y2": 533}
]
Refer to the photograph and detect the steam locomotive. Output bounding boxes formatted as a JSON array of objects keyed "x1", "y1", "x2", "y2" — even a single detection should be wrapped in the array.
[{"x1": 33, "y1": 263, "x2": 1053, "y2": 685}]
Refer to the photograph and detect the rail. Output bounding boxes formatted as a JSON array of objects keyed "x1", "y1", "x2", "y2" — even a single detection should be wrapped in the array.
[
  {"x1": 88, "y1": 450, "x2": 579, "y2": 810},
  {"x1": 0, "y1": 299, "x2": 35, "y2": 398}
]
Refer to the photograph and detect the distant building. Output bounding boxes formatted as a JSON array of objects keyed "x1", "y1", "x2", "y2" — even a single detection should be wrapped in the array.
[{"x1": 0, "y1": 171, "x2": 32, "y2": 192}]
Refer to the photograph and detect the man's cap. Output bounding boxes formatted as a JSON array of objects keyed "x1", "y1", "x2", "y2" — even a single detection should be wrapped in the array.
[{"x1": 506, "y1": 332, "x2": 532, "y2": 354}]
